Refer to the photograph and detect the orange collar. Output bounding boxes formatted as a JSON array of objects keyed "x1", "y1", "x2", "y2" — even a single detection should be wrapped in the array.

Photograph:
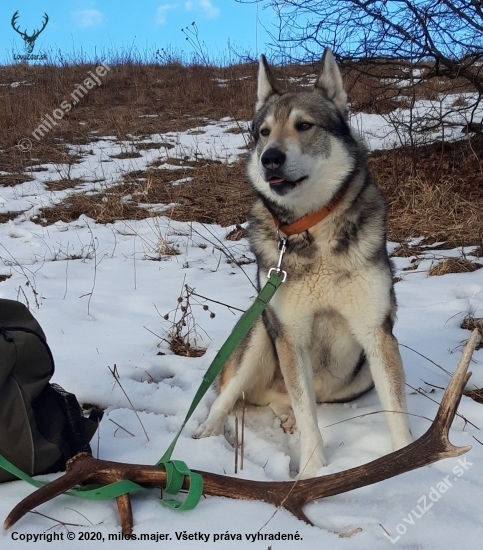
[{"x1": 270, "y1": 183, "x2": 349, "y2": 236}]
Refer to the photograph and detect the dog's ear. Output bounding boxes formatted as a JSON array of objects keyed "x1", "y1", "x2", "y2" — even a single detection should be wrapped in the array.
[
  {"x1": 256, "y1": 54, "x2": 281, "y2": 111},
  {"x1": 315, "y1": 48, "x2": 348, "y2": 118}
]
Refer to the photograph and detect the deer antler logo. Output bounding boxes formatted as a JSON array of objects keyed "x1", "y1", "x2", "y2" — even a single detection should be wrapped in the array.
[{"x1": 11, "y1": 11, "x2": 49, "y2": 55}]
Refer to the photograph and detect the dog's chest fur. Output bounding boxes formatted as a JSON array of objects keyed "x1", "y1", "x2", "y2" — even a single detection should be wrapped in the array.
[{"x1": 248, "y1": 187, "x2": 389, "y2": 306}]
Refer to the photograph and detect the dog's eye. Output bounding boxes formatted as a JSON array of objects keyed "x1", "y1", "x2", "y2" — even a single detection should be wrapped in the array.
[
  {"x1": 297, "y1": 122, "x2": 313, "y2": 132},
  {"x1": 260, "y1": 128, "x2": 270, "y2": 137}
]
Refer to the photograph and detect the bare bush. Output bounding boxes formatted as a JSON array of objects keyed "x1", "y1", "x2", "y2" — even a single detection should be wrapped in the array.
[{"x1": 245, "y1": 1, "x2": 483, "y2": 141}]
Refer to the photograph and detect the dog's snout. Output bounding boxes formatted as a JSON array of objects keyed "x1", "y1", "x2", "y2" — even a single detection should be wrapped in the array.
[{"x1": 261, "y1": 148, "x2": 286, "y2": 171}]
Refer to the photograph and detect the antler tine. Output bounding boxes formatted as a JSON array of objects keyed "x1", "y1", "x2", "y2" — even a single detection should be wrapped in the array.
[
  {"x1": 3, "y1": 454, "x2": 174, "y2": 532},
  {"x1": 116, "y1": 495, "x2": 133, "y2": 536},
  {"x1": 40, "y1": 14, "x2": 49, "y2": 32},
  {"x1": 282, "y1": 499, "x2": 313, "y2": 525},
  {"x1": 31, "y1": 14, "x2": 49, "y2": 41},
  {"x1": 3, "y1": 454, "x2": 92, "y2": 530},
  {"x1": 431, "y1": 329, "x2": 478, "y2": 439},
  {"x1": 11, "y1": 11, "x2": 21, "y2": 34}
]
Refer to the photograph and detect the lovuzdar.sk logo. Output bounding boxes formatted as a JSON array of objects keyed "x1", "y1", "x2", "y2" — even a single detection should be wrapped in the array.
[{"x1": 11, "y1": 10, "x2": 49, "y2": 60}]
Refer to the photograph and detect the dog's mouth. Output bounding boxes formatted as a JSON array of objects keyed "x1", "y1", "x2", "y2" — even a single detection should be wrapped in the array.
[
  {"x1": 268, "y1": 176, "x2": 307, "y2": 186},
  {"x1": 268, "y1": 175, "x2": 308, "y2": 195}
]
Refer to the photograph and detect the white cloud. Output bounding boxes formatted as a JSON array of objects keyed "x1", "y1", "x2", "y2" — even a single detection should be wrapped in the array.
[
  {"x1": 73, "y1": 9, "x2": 103, "y2": 28},
  {"x1": 156, "y1": 4, "x2": 179, "y2": 25},
  {"x1": 156, "y1": 1, "x2": 219, "y2": 26},
  {"x1": 185, "y1": 0, "x2": 219, "y2": 19}
]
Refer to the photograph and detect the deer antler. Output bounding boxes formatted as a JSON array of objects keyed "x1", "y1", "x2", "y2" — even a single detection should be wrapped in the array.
[
  {"x1": 30, "y1": 14, "x2": 49, "y2": 42},
  {"x1": 4, "y1": 330, "x2": 479, "y2": 535},
  {"x1": 11, "y1": 11, "x2": 23, "y2": 37},
  {"x1": 11, "y1": 11, "x2": 49, "y2": 54}
]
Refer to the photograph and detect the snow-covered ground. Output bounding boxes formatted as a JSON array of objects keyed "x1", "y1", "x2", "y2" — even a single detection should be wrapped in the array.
[
  {"x1": 0, "y1": 101, "x2": 482, "y2": 549},
  {"x1": 351, "y1": 92, "x2": 483, "y2": 149}
]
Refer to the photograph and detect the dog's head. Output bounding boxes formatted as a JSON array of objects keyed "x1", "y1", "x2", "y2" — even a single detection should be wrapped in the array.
[{"x1": 248, "y1": 48, "x2": 359, "y2": 214}]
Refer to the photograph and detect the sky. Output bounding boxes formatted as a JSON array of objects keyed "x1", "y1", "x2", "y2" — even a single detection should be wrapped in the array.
[{"x1": 0, "y1": 0, "x2": 275, "y2": 64}]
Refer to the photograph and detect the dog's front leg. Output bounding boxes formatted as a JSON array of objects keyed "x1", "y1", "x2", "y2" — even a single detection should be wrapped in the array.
[
  {"x1": 371, "y1": 330, "x2": 413, "y2": 450},
  {"x1": 347, "y1": 319, "x2": 413, "y2": 451},
  {"x1": 195, "y1": 321, "x2": 274, "y2": 439},
  {"x1": 276, "y1": 337, "x2": 327, "y2": 479},
  {"x1": 194, "y1": 364, "x2": 241, "y2": 438},
  {"x1": 195, "y1": 355, "x2": 259, "y2": 439}
]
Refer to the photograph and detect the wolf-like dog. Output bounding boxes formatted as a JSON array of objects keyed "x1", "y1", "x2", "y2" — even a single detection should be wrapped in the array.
[{"x1": 196, "y1": 48, "x2": 413, "y2": 478}]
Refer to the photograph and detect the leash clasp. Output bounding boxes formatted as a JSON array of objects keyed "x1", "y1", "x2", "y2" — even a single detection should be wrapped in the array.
[{"x1": 267, "y1": 236, "x2": 287, "y2": 282}]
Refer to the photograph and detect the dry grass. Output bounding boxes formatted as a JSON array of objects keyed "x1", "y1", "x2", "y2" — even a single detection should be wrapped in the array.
[
  {"x1": 428, "y1": 258, "x2": 482, "y2": 276},
  {"x1": 0, "y1": 62, "x2": 257, "y2": 175},
  {"x1": 344, "y1": 70, "x2": 404, "y2": 115},
  {"x1": 168, "y1": 336, "x2": 206, "y2": 358},
  {"x1": 369, "y1": 136, "x2": 483, "y2": 247},
  {"x1": 36, "y1": 191, "x2": 147, "y2": 225},
  {"x1": 44, "y1": 178, "x2": 86, "y2": 191},
  {"x1": 0, "y1": 173, "x2": 33, "y2": 186},
  {"x1": 0, "y1": 142, "x2": 81, "y2": 174},
  {"x1": 341, "y1": 59, "x2": 475, "y2": 112},
  {"x1": 461, "y1": 316, "x2": 483, "y2": 401},
  {"x1": 461, "y1": 315, "x2": 483, "y2": 351},
  {"x1": 1, "y1": 59, "x2": 482, "y2": 249},
  {"x1": 35, "y1": 158, "x2": 253, "y2": 227},
  {"x1": 383, "y1": 175, "x2": 482, "y2": 247},
  {"x1": 391, "y1": 243, "x2": 426, "y2": 257},
  {"x1": 155, "y1": 159, "x2": 253, "y2": 226},
  {"x1": 465, "y1": 388, "x2": 483, "y2": 404},
  {"x1": 0, "y1": 212, "x2": 23, "y2": 223}
]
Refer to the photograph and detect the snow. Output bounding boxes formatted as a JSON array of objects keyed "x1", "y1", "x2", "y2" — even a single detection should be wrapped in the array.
[
  {"x1": 351, "y1": 92, "x2": 483, "y2": 149},
  {"x1": 0, "y1": 81, "x2": 33, "y2": 88},
  {"x1": 1, "y1": 106, "x2": 482, "y2": 549}
]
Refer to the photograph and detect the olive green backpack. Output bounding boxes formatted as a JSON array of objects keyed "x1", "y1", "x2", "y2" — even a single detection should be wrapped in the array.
[{"x1": 0, "y1": 299, "x2": 102, "y2": 483}]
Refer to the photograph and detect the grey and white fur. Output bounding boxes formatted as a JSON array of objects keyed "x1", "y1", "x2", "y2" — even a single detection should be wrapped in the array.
[{"x1": 196, "y1": 48, "x2": 412, "y2": 479}]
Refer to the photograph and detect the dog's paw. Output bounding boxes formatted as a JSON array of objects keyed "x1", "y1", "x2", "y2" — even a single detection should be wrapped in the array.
[
  {"x1": 281, "y1": 415, "x2": 296, "y2": 434},
  {"x1": 194, "y1": 419, "x2": 224, "y2": 439},
  {"x1": 297, "y1": 448, "x2": 328, "y2": 479},
  {"x1": 270, "y1": 402, "x2": 296, "y2": 434}
]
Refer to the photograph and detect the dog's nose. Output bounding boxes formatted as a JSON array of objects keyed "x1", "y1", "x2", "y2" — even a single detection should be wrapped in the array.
[{"x1": 261, "y1": 148, "x2": 286, "y2": 171}]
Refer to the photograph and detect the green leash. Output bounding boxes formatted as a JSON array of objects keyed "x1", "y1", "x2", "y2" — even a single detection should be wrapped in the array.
[
  {"x1": 0, "y1": 266, "x2": 286, "y2": 512},
  {"x1": 158, "y1": 270, "x2": 285, "y2": 465},
  {"x1": 0, "y1": 455, "x2": 145, "y2": 500},
  {"x1": 156, "y1": 270, "x2": 284, "y2": 508}
]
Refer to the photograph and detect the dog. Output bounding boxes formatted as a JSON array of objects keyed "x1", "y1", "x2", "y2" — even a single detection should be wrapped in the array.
[{"x1": 196, "y1": 48, "x2": 413, "y2": 479}]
